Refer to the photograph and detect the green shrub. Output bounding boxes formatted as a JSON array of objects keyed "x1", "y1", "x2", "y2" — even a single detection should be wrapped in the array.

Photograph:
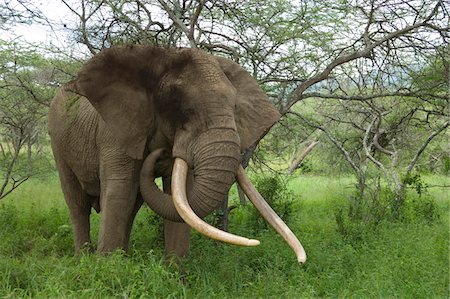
[
  {"x1": 0, "y1": 175, "x2": 448, "y2": 298},
  {"x1": 336, "y1": 186, "x2": 441, "y2": 244},
  {"x1": 400, "y1": 194, "x2": 440, "y2": 224},
  {"x1": 403, "y1": 173, "x2": 428, "y2": 197},
  {"x1": 443, "y1": 155, "x2": 450, "y2": 174},
  {"x1": 243, "y1": 173, "x2": 297, "y2": 232},
  {"x1": 131, "y1": 208, "x2": 164, "y2": 251},
  {"x1": 400, "y1": 174, "x2": 440, "y2": 223},
  {"x1": 0, "y1": 203, "x2": 19, "y2": 232}
]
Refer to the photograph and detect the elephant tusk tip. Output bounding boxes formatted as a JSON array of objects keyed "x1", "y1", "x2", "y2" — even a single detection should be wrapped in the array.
[
  {"x1": 297, "y1": 254, "x2": 307, "y2": 264},
  {"x1": 247, "y1": 239, "x2": 260, "y2": 246},
  {"x1": 296, "y1": 250, "x2": 307, "y2": 263}
]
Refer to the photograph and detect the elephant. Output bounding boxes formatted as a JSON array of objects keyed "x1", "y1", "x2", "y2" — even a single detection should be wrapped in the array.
[{"x1": 48, "y1": 45, "x2": 306, "y2": 263}]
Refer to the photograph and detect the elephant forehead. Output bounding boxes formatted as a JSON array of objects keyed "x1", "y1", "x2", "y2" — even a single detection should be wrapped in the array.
[
  {"x1": 189, "y1": 56, "x2": 230, "y2": 84},
  {"x1": 193, "y1": 63, "x2": 223, "y2": 82}
]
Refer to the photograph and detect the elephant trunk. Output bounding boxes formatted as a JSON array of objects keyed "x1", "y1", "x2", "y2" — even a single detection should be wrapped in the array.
[
  {"x1": 186, "y1": 128, "x2": 241, "y2": 218},
  {"x1": 140, "y1": 128, "x2": 240, "y2": 221},
  {"x1": 139, "y1": 148, "x2": 180, "y2": 220}
]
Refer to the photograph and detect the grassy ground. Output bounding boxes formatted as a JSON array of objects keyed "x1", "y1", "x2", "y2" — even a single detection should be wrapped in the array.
[{"x1": 0, "y1": 174, "x2": 448, "y2": 298}]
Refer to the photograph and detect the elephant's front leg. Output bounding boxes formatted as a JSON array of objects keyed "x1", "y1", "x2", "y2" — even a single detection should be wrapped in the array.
[
  {"x1": 164, "y1": 220, "x2": 191, "y2": 260},
  {"x1": 97, "y1": 153, "x2": 141, "y2": 253}
]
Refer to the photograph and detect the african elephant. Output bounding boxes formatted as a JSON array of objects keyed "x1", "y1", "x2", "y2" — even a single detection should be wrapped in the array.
[{"x1": 48, "y1": 45, "x2": 306, "y2": 263}]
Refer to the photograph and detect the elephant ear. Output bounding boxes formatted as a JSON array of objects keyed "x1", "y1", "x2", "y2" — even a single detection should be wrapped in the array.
[
  {"x1": 216, "y1": 57, "x2": 281, "y2": 151},
  {"x1": 72, "y1": 46, "x2": 156, "y2": 159}
]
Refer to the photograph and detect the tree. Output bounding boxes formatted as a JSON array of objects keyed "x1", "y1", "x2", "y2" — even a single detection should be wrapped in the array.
[
  {"x1": 46, "y1": 0, "x2": 447, "y2": 117},
  {"x1": 284, "y1": 49, "x2": 449, "y2": 217},
  {"x1": 0, "y1": 41, "x2": 78, "y2": 199},
  {"x1": 3, "y1": 0, "x2": 448, "y2": 212},
  {"x1": 0, "y1": 0, "x2": 46, "y2": 30}
]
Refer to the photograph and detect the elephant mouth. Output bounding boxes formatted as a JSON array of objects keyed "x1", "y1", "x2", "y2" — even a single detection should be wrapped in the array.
[{"x1": 141, "y1": 149, "x2": 307, "y2": 263}]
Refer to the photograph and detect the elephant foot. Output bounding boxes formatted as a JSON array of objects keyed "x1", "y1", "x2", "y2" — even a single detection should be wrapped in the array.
[
  {"x1": 76, "y1": 241, "x2": 95, "y2": 254},
  {"x1": 179, "y1": 273, "x2": 189, "y2": 286},
  {"x1": 163, "y1": 220, "x2": 191, "y2": 259},
  {"x1": 163, "y1": 256, "x2": 189, "y2": 285}
]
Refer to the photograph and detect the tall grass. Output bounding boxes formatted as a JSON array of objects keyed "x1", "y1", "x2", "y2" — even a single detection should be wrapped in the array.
[{"x1": 0, "y1": 174, "x2": 448, "y2": 298}]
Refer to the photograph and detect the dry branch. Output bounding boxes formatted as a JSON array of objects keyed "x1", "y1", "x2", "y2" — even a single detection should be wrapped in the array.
[{"x1": 287, "y1": 141, "x2": 319, "y2": 174}]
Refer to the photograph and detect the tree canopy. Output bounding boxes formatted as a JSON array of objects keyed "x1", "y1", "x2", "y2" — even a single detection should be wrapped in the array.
[{"x1": 0, "y1": 0, "x2": 448, "y2": 205}]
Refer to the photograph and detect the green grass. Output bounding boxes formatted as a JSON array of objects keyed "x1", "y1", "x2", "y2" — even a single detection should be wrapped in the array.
[{"x1": 0, "y1": 174, "x2": 448, "y2": 298}]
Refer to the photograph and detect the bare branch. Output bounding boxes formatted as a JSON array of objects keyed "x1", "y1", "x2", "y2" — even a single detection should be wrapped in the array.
[
  {"x1": 157, "y1": 0, "x2": 197, "y2": 48},
  {"x1": 61, "y1": 0, "x2": 104, "y2": 54},
  {"x1": 0, "y1": 135, "x2": 24, "y2": 199},
  {"x1": 190, "y1": 0, "x2": 206, "y2": 43},
  {"x1": 406, "y1": 121, "x2": 450, "y2": 176},
  {"x1": 363, "y1": 116, "x2": 384, "y2": 169},
  {"x1": 302, "y1": 91, "x2": 450, "y2": 102},
  {"x1": 287, "y1": 141, "x2": 319, "y2": 174},
  {"x1": 289, "y1": 111, "x2": 360, "y2": 175}
]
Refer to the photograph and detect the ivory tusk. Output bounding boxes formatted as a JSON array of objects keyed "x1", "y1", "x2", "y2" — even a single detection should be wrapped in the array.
[
  {"x1": 171, "y1": 158, "x2": 260, "y2": 247},
  {"x1": 236, "y1": 166, "x2": 307, "y2": 263}
]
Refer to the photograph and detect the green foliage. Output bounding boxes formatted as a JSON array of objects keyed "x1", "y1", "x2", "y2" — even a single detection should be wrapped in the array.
[
  {"x1": 401, "y1": 195, "x2": 441, "y2": 224},
  {"x1": 0, "y1": 41, "x2": 79, "y2": 198},
  {"x1": 403, "y1": 173, "x2": 428, "y2": 197},
  {"x1": 335, "y1": 185, "x2": 441, "y2": 246},
  {"x1": 131, "y1": 208, "x2": 164, "y2": 252},
  {"x1": 443, "y1": 155, "x2": 450, "y2": 174},
  {"x1": 0, "y1": 252, "x2": 183, "y2": 298},
  {"x1": 335, "y1": 190, "x2": 389, "y2": 245},
  {"x1": 243, "y1": 173, "x2": 297, "y2": 231},
  {"x1": 0, "y1": 175, "x2": 448, "y2": 297},
  {"x1": 294, "y1": 159, "x2": 314, "y2": 174}
]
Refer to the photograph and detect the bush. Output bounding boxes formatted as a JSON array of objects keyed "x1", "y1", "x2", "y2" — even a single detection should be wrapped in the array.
[
  {"x1": 131, "y1": 208, "x2": 164, "y2": 251},
  {"x1": 443, "y1": 155, "x2": 450, "y2": 174},
  {"x1": 400, "y1": 194, "x2": 440, "y2": 224},
  {"x1": 243, "y1": 173, "x2": 297, "y2": 232},
  {"x1": 336, "y1": 187, "x2": 441, "y2": 244},
  {"x1": 0, "y1": 203, "x2": 19, "y2": 232}
]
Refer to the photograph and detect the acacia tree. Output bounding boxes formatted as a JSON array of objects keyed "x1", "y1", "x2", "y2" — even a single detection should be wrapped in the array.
[
  {"x1": 0, "y1": 39, "x2": 79, "y2": 199},
  {"x1": 51, "y1": 0, "x2": 447, "y2": 112},
  {"x1": 0, "y1": 0, "x2": 47, "y2": 30},
  {"x1": 5, "y1": 0, "x2": 447, "y2": 210},
  {"x1": 0, "y1": 45, "x2": 44, "y2": 198},
  {"x1": 277, "y1": 46, "x2": 448, "y2": 220},
  {"x1": 48, "y1": 0, "x2": 448, "y2": 212}
]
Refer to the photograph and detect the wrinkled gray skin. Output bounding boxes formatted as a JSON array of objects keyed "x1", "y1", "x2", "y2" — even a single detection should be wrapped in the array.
[{"x1": 48, "y1": 45, "x2": 280, "y2": 258}]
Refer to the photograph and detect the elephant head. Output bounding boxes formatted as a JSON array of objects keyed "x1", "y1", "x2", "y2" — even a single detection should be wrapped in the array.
[{"x1": 71, "y1": 45, "x2": 306, "y2": 263}]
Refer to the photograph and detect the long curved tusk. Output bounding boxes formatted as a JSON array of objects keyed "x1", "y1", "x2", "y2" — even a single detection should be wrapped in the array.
[
  {"x1": 171, "y1": 158, "x2": 260, "y2": 247},
  {"x1": 236, "y1": 166, "x2": 307, "y2": 263}
]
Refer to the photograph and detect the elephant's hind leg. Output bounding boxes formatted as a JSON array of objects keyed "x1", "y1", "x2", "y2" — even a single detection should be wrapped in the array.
[{"x1": 56, "y1": 160, "x2": 93, "y2": 252}]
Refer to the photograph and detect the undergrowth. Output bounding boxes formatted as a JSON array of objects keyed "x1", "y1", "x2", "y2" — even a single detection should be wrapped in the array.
[
  {"x1": 0, "y1": 174, "x2": 448, "y2": 298},
  {"x1": 243, "y1": 173, "x2": 297, "y2": 232},
  {"x1": 335, "y1": 181, "x2": 442, "y2": 246}
]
